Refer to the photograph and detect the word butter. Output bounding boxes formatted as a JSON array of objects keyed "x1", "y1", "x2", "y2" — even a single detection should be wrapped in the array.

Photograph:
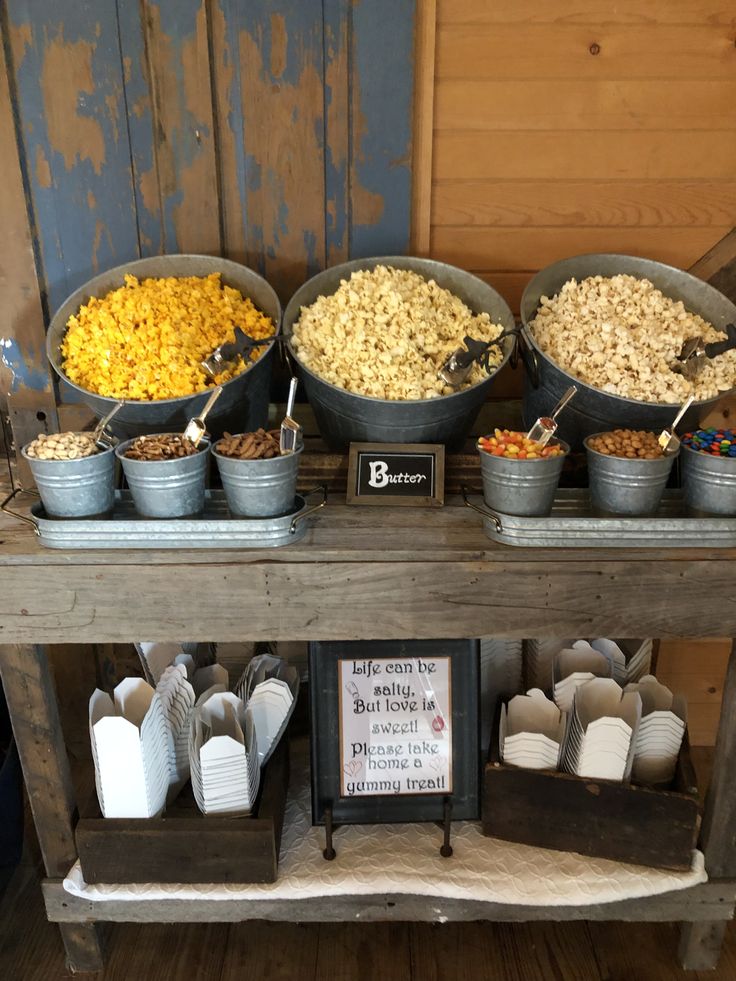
[{"x1": 346, "y1": 442, "x2": 445, "y2": 507}]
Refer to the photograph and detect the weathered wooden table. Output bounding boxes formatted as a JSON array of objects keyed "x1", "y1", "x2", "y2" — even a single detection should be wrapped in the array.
[{"x1": 1, "y1": 485, "x2": 735, "y2": 973}]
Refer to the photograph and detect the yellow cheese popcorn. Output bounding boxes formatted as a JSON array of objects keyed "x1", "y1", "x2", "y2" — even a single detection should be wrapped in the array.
[{"x1": 61, "y1": 273, "x2": 275, "y2": 400}]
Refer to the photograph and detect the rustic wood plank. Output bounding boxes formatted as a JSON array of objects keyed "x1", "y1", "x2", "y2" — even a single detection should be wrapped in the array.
[
  {"x1": 432, "y1": 226, "x2": 732, "y2": 274},
  {"x1": 0, "y1": 20, "x2": 58, "y2": 487},
  {"x1": 6, "y1": 550, "x2": 736, "y2": 642},
  {"x1": 689, "y1": 227, "x2": 736, "y2": 283},
  {"x1": 349, "y1": 0, "x2": 415, "y2": 258},
  {"x1": 483, "y1": 737, "x2": 700, "y2": 871},
  {"x1": 434, "y1": 131, "x2": 736, "y2": 181},
  {"x1": 437, "y1": 1, "x2": 736, "y2": 26},
  {"x1": 680, "y1": 921, "x2": 730, "y2": 971},
  {"x1": 5, "y1": 0, "x2": 139, "y2": 316},
  {"x1": 410, "y1": 921, "x2": 603, "y2": 981},
  {"x1": 323, "y1": 0, "x2": 350, "y2": 266},
  {"x1": 0, "y1": 643, "x2": 102, "y2": 971},
  {"x1": 208, "y1": 0, "x2": 248, "y2": 265},
  {"x1": 42, "y1": 879, "x2": 736, "y2": 924},
  {"x1": 696, "y1": 640, "x2": 736, "y2": 878},
  {"x1": 237, "y1": 1, "x2": 326, "y2": 301},
  {"x1": 433, "y1": 181, "x2": 736, "y2": 228},
  {"x1": 115, "y1": 0, "x2": 163, "y2": 256},
  {"x1": 316, "y1": 924, "x2": 410, "y2": 980},
  {"x1": 435, "y1": 80, "x2": 736, "y2": 132},
  {"x1": 410, "y1": 0, "x2": 436, "y2": 255},
  {"x1": 220, "y1": 922, "x2": 318, "y2": 981},
  {"x1": 139, "y1": 0, "x2": 221, "y2": 255},
  {"x1": 436, "y1": 24, "x2": 736, "y2": 79},
  {"x1": 678, "y1": 640, "x2": 736, "y2": 968}
]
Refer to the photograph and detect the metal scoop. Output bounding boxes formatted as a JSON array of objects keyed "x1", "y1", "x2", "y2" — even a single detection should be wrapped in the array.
[
  {"x1": 658, "y1": 394, "x2": 695, "y2": 455},
  {"x1": 280, "y1": 376, "x2": 301, "y2": 455},
  {"x1": 201, "y1": 327, "x2": 271, "y2": 379},
  {"x1": 92, "y1": 400, "x2": 125, "y2": 446},
  {"x1": 439, "y1": 329, "x2": 518, "y2": 388},
  {"x1": 182, "y1": 385, "x2": 223, "y2": 446},
  {"x1": 526, "y1": 386, "x2": 577, "y2": 447},
  {"x1": 673, "y1": 323, "x2": 736, "y2": 380}
]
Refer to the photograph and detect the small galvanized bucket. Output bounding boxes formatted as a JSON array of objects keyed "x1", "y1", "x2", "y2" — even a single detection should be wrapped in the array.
[
  {"x1": 478, "y1": 439, "x2": 569, "y2": 517},
  {"x1": 116, "y1": 436, "x2": 210, "y2": 518},
  {"x1": 213, "y1": 443, "x2": 302, "y2": 517},
  {"x1": 21, "y1": 441, "x2": 115, "y2": 518},
  {"x1": 585, "y1": 436, "x2": 676, "y2": 516},
  {"x1": 681, "y1": 444, "x2": 736, "y2": 516}
]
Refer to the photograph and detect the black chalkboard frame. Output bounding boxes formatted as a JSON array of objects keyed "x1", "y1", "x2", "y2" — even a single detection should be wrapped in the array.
[
  {"x1": 309, "y1": 639, "x2": 479, "y2": 824},
  {"x1": 346, "y1": 442, "x2": 445, "y2": 507}
]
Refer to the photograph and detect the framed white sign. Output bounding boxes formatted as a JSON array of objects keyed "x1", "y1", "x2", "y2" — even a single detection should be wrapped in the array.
[
  {"x1": 309, "y1": 640, "x2": 479, "y2": 825},
  {"x1": 339, "y1": 655, "x2": 452, "y2": 798}
]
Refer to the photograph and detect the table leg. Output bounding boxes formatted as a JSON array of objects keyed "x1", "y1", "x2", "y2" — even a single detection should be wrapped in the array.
[
  {"x1": 0, "y1": 644, "x2": 103, "y2": 973},
  {"x1": 678, "y1": 638, "x2": 736, "y2": 970}
]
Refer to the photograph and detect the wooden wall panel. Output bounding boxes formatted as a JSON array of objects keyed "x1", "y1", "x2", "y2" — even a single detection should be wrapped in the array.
[
  {"x1": 6, "y1": 0, "x2": 141, "y2": 316},
  {"x1": 0, "y1": 9, "x2": 59, "y2": 483},
  {"x1": 437, "y1": 1, "x2": 736, "y2": 27},
  {"x1": 437, "y1": 25, "x2": 736, "y2": 79},
  {"x1": 434, "y1": 131, "x2": 736, "y2": 182},
  {"x1": 428, "y1": 1, "x2": 736, "y2": 315},
  {"x1": 0, "y1": 0, "x2": 416, "y2": 457}
]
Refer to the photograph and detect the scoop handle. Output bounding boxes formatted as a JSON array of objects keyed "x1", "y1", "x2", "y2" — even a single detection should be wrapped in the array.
[
  {"x1": 550, "y1": 385, "x2": 577, "y2": 422},
  {"x1": 704, "y1": 323, "x2": 736, "y2": 359},
  {"x1": 668, "y1": 394, "x2": 695, "y2": 433},
  {"x1": 285, "y1": 376, "x2": 298, "y2": 417},
  {"x1": 197, "y1": 385, "x2": 223, "y2": 423}
]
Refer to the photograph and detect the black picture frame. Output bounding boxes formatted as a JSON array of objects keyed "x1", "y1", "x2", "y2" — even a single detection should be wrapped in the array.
[{"x1": 309, "y1": 639, "x2": 479, "y2": 824}]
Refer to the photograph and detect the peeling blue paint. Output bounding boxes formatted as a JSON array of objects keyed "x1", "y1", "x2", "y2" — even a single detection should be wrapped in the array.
[
  {"x1": 245, "y1": 153, "x2": 262, "y2": 193},
  {"x1": 0, "y1": 339, "x2": 52, "y2": 393},
  {"x1": 350, "y1": 0, "x2": 414, "y2": 258},
  {"x1": 7, "y1": 0, "x2": 140, "y2": 316},
  {"x1": 323, "y1": 0, "x2": 349, "y2": 261},
  {"x1": 116, "y1": 0, "x2": 163, "y2": 255}
]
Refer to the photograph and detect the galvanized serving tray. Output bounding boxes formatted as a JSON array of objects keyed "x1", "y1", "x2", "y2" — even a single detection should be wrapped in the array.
[
  {"x1": 25, "y1": 488, "x2": 325, "y2": 550},
  {"x1": 465, "y1": 489, "x2": 736, "y2": 548}
]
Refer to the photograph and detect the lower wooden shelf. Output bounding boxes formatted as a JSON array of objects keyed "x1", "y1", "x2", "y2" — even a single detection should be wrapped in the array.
[{"x1": 42, "y1": 879, "x2": 735, "y2": 924}]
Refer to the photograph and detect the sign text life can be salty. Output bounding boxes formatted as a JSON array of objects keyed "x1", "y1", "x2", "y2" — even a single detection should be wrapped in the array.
[
  {"x1": 339, "y1": 655, "x2": 452, "y2": 797},
  {"x1": 346, "y1": 442, "x2": 445, "y2": 506}
]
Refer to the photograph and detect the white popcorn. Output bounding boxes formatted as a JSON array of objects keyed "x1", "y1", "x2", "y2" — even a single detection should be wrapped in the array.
[
  {"x1": 291, "y1": 265, "x2": 505, "y2": 400},
  {"x1": 529, "y1": 274, "x2": 736, "y2": 403}
]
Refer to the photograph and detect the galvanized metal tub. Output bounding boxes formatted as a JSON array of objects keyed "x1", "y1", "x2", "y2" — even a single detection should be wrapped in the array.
[
  {"x1": 681, "y1": 443, "x2": 736, "y2": 516},
  {"x1": 46, "y1": 255, "x2": 281, "y2": 440},
  {"x1": 283, "y1": 256, "x2": 515, "y2": 448},
  {"x1": 520, "y1": 254, "x2": 736, "y2": 448},
  {"x1": 213, "y1": 444, "x2": 302, "y2": 517},
  {"x1": 20, "y1": 441, "x2": 115, "y2": 519},
  {"x1": 584, "y1": 436, "x2": 677, "y2": 517},
  {"x1": 115, "y1": 437, "x2": 210, "y2": 518},
  {"x1": 478, "y1": 438, "x2": 569, "y2": 517}
]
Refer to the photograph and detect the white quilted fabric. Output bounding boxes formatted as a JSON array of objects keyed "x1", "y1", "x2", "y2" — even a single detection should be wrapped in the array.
[{"x1": 64, "y1": 745, "x2": 705, "y2": 906}]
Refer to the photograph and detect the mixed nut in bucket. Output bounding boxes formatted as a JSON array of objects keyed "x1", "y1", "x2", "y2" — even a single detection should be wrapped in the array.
[
  {"x1": 116, "y1": 434, "x2": 210, "y2": 518},
  {"x1": 22, "y1": 432, "x2": 115, "y2": 518},
  {"x1": 213, "y1": 429, "x2": 302, "y2": 518},
  {"x1": 680, "y1": 429, "x2": 736, "y2": 516},
  {"x1": 585, "y1": 430, "x2": 676, "y2": 517},
  {"x1": 477, "y1": 430, "x2": 569, "y2": 517}
]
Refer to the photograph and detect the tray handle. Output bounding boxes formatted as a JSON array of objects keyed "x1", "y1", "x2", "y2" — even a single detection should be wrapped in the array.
[
  {"x1": 1, "y1": 488, "x2": 40, "y2": 535},
  {"x1": 290, "y1": 484, "x2": 327, "y2": 534},
  {"x1": 461, "y1": 486, "x2": 502, "y2": 533}
]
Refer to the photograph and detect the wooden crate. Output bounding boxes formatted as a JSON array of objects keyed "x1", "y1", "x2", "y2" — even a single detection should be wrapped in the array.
[
  {"x1": 75, "y1": 736, "x2": 289, "y2": 885},
  {"x1": 482, "y1": 725, "x2": 700, "y2": 871}
]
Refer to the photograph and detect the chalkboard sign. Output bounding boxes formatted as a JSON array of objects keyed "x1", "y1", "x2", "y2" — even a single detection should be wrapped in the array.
[
  {"x1": 309, "y1": 640, "x2": 479, "y2": 824},
  {"x1": 346, "y1": 443, "x2": 445, "y2": 507}
]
